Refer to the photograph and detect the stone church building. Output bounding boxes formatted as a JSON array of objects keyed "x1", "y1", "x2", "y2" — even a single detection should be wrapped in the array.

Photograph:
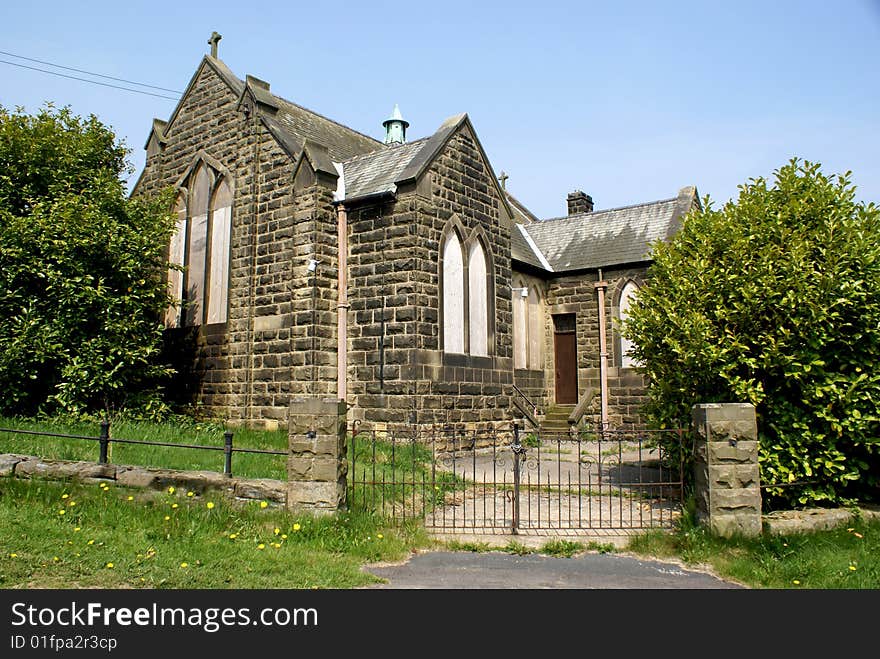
[{"x1": 133, "y1": 39, "x2": 699, "y2": 432}]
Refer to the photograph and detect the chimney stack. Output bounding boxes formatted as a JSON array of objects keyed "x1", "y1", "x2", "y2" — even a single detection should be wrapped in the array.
[{"x1": 567, "y1": 190, "x2": 594, "y2": 215}]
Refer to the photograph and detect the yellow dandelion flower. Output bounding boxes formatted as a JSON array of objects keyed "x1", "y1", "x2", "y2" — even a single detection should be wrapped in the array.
[
  {"x1": 292, "y1": 523, "x2": 301, "y2": 531},
  {"x1": 61, "y1": 494, "x2": 69, "y2": 499},
  {"x1": 274, "y1": 527, "x2": 280, "y2": 535},
  {"x1": 259, "y1": 501, "x2": 268, "y2": 509},
  {"x1": 854, "y1": 532, "x2": 864, "y2": 539},
  {"x1": 74, "y1": 527, "x2": 81, "y2": 532},
  {"x1": 377, "y1": 533, "x2": 384, "y2": 539},
  {"x1": 171, "y1": 503, "x2": 179, "y2": 509},
  {"x1": 87, "y1": 540, "x2": 95, "y2": 545},
  {"x1": 127, "y1": 496, "x2": 134, "y2": 501},
  {"x1": 105, "y1": 562, "x2": 114, "y2": 569},
  {"x1": 53, "y1": 556, "x2": 59, "y2": 562},
  {"x1": 206, "y1": 502, "x2": 215, "y2": 510},
  {"x1": 167, "y1": 486, "x2": 175, "y2": 494},
  {"x1": 281, "y1": 534, "x2": 288, "y2": 540},
  {"x1": 847, "y1": 528, "x2": 855, "y2": 532},
  {"x1": 180, "y1": 562, "x2": 189, "y2": 569},
  {"x1": 228, "y1": 533, "x2": 238, "y2": 540},
  {"x1": 58, "y1": 509, "x2": 66, "y2": 515},
  {"x1": 271, "y1": 542, "x2": 281, "y2": 548},
  {"x1": 67, "y1": 541, "x2": 73, "y2": 545},
  {"x1": 792, "y1": 580, "x2": 800, "y2": 585},
  {"x1": 68, "y1": 501, "x2": 76, "y2": 507},
  {"x1": 257, "y1": 544, "x2": 265, "y2": 550},
  {"x1": 9, "y1": 553, "x2": 17, "y2": 558},
  {"x1": 849, "y1": 565, "x2": 857, "y2": 571},
  {"x1": 187, "y1": 491, "x2": 194, "y2": 497},
  {"x1": 164, "y1": 515, "x2": 170, "y2": 521}
]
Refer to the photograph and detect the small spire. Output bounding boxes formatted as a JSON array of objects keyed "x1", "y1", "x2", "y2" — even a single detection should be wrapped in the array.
[
  {"x1": 383, "y1": 104, "x2": 409, "y2": 145},
  {"x1": 208, "y1": 31, "x2": 222, "y2": 58}
]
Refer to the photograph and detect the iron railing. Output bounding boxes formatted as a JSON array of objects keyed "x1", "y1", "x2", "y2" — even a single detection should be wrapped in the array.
[{"x1": 0, "y1": 422, "x2": 286, "y2": 477}]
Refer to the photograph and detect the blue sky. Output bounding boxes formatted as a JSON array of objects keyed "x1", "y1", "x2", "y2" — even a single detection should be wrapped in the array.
[{"x1": 1, "y1": 0, "x2": 878, "y2": 219}]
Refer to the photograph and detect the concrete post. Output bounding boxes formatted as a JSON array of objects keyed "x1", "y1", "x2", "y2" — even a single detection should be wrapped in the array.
[
  {"x1": 287, "y1": 397, "x2": 348, "y2": 514},
  {"x1": 692, "y1": 403, "x2": 762, "y2": 537}
]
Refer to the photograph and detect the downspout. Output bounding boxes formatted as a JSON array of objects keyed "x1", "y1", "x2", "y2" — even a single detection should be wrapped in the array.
[
  {"x1": 594, "y1": 269, "x2": 609, "y2": 429},
  {"x1": 336, "y1": 203, "x2": 349, "y2": 403}
]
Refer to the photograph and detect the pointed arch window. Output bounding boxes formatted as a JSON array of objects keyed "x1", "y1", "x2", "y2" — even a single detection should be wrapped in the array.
[
  {"x1": 442, "y1": 231, "x2": 465, "y2": 354},
  {"x1": 166, "y1": 193, "x2": 187, "y2": 328},
  {"x1": 618, "y1": 280, "x2": 640, "y2": 368},
  {"x1": 512, "y1": 278, "x2": 543, "y2": 370},
  {"x1": 165, "y1": 161, "x2": 233, "y2": 328},
  {"x1": 207, "y1": 178, "x2": 232, "y2": 324},
  {"x1": 468, "y1": 240, "x2": 489, "y2": 357},
  {"x1": 185, "y1": 165, "x2": 210, "y2": 326}
]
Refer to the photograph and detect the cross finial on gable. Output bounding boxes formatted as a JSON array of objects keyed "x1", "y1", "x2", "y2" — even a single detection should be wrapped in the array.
[
  {"x1": 498, "y1": 171, "x2": 509, "y2": 189},
  {"x1": 208, "y1": 31, "x2": 222, "y2": 58}
]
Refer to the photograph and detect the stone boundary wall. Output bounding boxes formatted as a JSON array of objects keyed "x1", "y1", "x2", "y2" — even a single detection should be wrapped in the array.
[{"x1": 0, "y1": 454, "x2": 286, "y2": 505}]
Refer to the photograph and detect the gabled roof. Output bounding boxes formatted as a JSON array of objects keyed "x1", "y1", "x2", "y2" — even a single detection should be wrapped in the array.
[
  {"x1": 517, "y1": 187, "x2": 698, "y2": 273},
  {"x1": 340, "y1": 138, "x2": 430, "y2": 199},
  {"x1": 165, "y1": 56, "x2": 382, "y2": 164},
  {"x1": 336, "y1": 114, "x2": 515, "y2": 226},
  {"x1": 265, "y1": 93, "x2": 383, "y2": 162}
]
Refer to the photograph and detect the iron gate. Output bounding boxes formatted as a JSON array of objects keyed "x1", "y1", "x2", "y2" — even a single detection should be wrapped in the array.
[{"x1": 348, "y1": 423, "x2": 686, "y2": 534}]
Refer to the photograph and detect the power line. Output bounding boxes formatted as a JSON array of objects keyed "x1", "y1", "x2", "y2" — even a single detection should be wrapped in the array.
[
  {"x1": 0, "y1": 50, "x2": 183, "y2": 94},
  {"x1": 0, "y1": 59, "x2": 179, "y2": 101}
]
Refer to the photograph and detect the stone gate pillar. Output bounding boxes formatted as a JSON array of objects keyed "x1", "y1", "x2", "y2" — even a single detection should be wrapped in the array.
[
  {"x1": 692, "y1": 403, "x2": 762, "y2": 537},
  {"x1": 288, "y1": 397, "x2": 348, "y2": 513}
]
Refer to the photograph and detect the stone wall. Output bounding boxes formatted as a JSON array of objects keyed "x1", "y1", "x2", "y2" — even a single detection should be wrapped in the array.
[
  {"x1": 543, "y1": 266, "x2": 650, "y2": 426},
  {"x1": 347, "y1": 124, "x2": 515, "y2": 430},
  {"x1": 133, "y1": 60, "x2": 341, "y2": 428}
]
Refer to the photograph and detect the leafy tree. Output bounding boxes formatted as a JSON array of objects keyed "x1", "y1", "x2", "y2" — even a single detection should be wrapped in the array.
[
  {"x1": 0, "y1": 104, "x2": 177, "y2": 417},
  {"x1": 624, "y1": 159, "x2": 880, "y2": 506}
]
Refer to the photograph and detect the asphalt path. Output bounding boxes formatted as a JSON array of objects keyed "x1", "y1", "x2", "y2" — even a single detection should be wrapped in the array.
[{"x1": 362, "y1": 550, "x2": 743, "y2": 589}]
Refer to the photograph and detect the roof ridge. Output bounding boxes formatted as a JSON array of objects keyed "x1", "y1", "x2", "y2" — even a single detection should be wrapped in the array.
[
  {"x1": 268, "y1": 92, "x2": 384, "y2": 147},
  {"x1": 539, "y1": 196, "x2": 678, "y2": 224}
]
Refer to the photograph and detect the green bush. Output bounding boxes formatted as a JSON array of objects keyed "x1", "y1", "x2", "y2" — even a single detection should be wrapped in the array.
[
  {"x1": 0, "y1": 104, "x2": 177, "y2": 417},
  {"x1": 624, "y1": 159, "x2": 880, "y2": 506}
]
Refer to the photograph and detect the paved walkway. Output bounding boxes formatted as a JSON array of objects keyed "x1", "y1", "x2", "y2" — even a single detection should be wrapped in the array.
[{"x1": 362, "y1": 549, "x2": 744, "y2": 589}]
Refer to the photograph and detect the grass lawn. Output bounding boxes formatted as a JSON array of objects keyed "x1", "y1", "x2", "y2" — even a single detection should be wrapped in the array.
[
  {"x1": 626, "y1": 514, "x2": 880, "y2": 589},
  {"x1": 0, "y1": 476, "x2": 428, "y2": 589}
]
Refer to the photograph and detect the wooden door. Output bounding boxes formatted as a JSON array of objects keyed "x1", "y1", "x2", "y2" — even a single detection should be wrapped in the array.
[{"x1": 554, "y1": 330, "x2": 577, "y2": 404}]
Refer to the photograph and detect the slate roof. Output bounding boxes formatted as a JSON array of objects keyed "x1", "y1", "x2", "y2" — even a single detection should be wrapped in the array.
[
  {"x1": 518, "y1": 188, "x2": 697, "y2": 272},
  {"x1": 268, "y1": 95, "x2": 383, "y2": 161},
  {"x1": 341, "y1": 138, "x2": 430, "y2": 199},
  {"x1": 203, "y1": 56, "x2": 383, "y2": 162}
]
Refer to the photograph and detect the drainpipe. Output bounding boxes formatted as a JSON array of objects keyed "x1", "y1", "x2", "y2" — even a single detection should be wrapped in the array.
[
  {"x1": 594, "y1": 269, "x2": 609, "y2": 429},
  {"x1": 336, "y1": 203, "x2": 349, "y2": 403}
]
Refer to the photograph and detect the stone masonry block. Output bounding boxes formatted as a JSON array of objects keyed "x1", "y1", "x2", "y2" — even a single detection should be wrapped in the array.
[{"x1": 707, "y1": 441, "x2": 759, "y2": 464}]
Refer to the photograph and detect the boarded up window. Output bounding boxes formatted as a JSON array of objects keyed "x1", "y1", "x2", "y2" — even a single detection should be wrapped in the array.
[
  {"x1": 619, "y1": 280, "x2": 640, "y2": 368},
  {"x1": 527, "y1": 287, "x2": 543, "y2": 369},
  {"x1": 442, "y1": 231, "x2": 465, "y2": 353},
  {"x1": 512, "y1": 283, "x2": 527, "y2": 369},
  {"x1": 166, "y1": 193, "x2": 187, "y2": 328},
  {"x1": 207, "y1": 179, "x2": 232, "y2": 324},
  {"x1": 185, "y1": 165, "x2": 210, "y2": 326},
  {"x1": 468, "y1": 241, "x2": 488, "y2": 356}
]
